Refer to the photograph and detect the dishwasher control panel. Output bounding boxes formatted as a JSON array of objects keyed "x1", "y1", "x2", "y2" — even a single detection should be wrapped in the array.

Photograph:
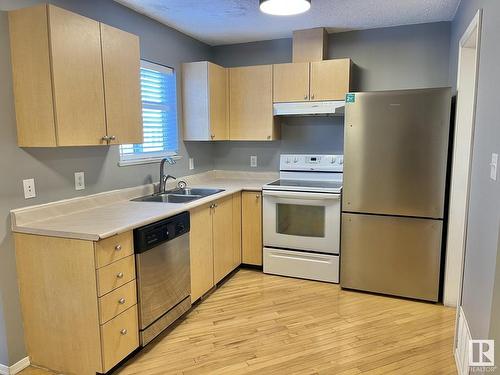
[{"x1": 134, "y1": 211, "x2": 190, "y2": 253}]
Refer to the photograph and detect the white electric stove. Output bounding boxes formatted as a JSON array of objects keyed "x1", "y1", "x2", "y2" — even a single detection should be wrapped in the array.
[{"x1": 262, "y1": 154, "x2": 343, "y2": 283}]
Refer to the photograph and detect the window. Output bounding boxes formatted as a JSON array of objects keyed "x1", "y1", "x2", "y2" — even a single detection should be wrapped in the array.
[{"x1": 119, "y1": 60, "x2": 178, "y2": 166}]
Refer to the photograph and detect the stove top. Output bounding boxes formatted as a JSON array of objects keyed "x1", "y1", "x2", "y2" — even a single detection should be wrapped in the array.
[
  {"x1": 262, "y1": 154, "x2": 344, "y2": 194},
  {"x1": 264, "y1": 179, "x2": 342, "y2": 193}
]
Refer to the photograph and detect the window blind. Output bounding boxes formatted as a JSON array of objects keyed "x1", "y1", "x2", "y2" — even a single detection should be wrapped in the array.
[{"x1": 119, "y1": 60, "x2": 178, "y2": 164}]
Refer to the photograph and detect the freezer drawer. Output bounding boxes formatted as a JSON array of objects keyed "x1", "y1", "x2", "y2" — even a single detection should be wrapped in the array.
[
  {"x1": 343, "y1": 88, "x2": 451, "y2": 218},
  {"x1": 264, "y1": 247, "x2": 339, "y2": 283},
  {"x1": 340, "y1": 213, "x2": 443, "y2": 301}
]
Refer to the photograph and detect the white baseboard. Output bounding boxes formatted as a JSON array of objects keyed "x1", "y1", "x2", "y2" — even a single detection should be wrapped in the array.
[
  {"x1": 455, "y1": 306, "x2": 471, "y2": 375},
  {"x1": 0, "y1": 357, "x2": 30, "y2": 375}
]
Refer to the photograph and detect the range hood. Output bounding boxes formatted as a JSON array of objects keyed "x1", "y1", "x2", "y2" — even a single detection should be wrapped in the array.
[{"x1": 273, "y1": 101, "x2": 345, "y2": 117}]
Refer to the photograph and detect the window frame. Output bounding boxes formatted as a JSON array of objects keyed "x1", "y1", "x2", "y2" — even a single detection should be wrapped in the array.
[{"x1": 118, "y1": 60, "x2": 180, "y2": 167}]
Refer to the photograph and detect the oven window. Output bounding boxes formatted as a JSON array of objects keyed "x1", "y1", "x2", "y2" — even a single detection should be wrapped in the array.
[{"x1": 276, "y1": 203, "x2": 325, "y2": 237}]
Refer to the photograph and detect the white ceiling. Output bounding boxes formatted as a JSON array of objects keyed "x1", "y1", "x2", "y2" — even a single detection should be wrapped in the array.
[{"x1": 114, "y1": 0, "x2": 460, "y2": 46}]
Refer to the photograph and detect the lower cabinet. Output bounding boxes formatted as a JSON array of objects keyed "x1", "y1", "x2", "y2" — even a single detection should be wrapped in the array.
[
  {"x1": 242, "y1": 191, "x2": 263, "y2": 265},
  {"x1": 14, "y1": 231, "x2": 139, "y2": 375},
  {"x1": 190, "y1": 192, "x2": 242, "y2": 302}
]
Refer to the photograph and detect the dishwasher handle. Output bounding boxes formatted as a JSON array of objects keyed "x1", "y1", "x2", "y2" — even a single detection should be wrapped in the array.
[{"x1": 134, "y1": 211, "x2": 190, "y2": 253}]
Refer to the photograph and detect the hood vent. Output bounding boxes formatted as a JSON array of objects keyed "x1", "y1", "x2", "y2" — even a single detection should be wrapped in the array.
[{"x1": 273, "y1": 101, "x2": 345, "y2": 117}]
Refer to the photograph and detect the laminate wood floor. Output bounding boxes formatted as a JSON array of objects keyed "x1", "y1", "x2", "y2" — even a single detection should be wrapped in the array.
[{"x1": 21, "y1": 269, "x2": 457, "y2": 374}]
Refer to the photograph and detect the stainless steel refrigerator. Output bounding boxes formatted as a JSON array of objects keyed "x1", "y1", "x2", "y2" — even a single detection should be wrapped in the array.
[{"x1": 340, "y1": 88, "x2": 451, "y2": 302}]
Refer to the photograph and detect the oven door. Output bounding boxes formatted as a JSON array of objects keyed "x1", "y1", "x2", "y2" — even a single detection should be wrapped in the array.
[{"x1": 263, "y1": 190, "x2": 341, "y2": 254}]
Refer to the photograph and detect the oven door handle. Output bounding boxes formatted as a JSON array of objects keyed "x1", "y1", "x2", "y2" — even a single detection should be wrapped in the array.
[{"x1": 263, "y1": 190, "x2": 341, "y2": 200}]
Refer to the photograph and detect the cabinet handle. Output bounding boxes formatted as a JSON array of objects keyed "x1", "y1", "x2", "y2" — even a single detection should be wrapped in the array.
[
  {"x1": 109, "y1": 135, "x2": 116, "y2": 141},
  {"x1": 115, "y1": 244, "x2": 122, "y2": 251},
  {"x1": 101, "y1": 135, "x2": 110, "y2": 142},
  {"x1": 120, "y1": 328, "x2": 128, "y2": 335},
  {"x1": 311, "y1": 94, "x2": 315, "y2": 99},
  {"x1": 267, "y1": 135, "x2": 271, "y2": 140},
  {"x1": 116, "y1": 272, "x2": 124, "y2": 279},
  {"x1": 304, "y1": 95, "x2": 308, "y2": 100},
  {"x1": 210, "y1": 134, "x2": 215, "y2": 139},
  {"x1": 214, "y1": 203, "x2": 218, "y2": 208},
  {"x1": 118, "y1": 298, "x2": 126, "y2": 305},
  {"x1": 256, "y1": 194, "x2": 260, "y2": 199}
]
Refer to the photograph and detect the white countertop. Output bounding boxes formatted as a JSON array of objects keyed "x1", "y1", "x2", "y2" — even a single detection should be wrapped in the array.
[{"x1": 11, "y1": 171, "x2": 277, "y2": 241}]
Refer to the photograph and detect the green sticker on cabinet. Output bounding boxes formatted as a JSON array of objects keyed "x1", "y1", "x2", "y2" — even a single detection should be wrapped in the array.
[{"x1": 346, "y1": 93, "x2": 355, "y2": 103}]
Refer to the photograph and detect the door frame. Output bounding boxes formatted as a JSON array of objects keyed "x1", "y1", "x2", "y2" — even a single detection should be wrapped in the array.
[{"x1": 444, "y1": 9, "x2": 482, "y2": 308}]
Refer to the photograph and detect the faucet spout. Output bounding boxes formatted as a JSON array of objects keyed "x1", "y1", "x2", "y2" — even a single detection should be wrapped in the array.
[{"x1": 159, "y1": 157, "x2": 176, "y2": 194}]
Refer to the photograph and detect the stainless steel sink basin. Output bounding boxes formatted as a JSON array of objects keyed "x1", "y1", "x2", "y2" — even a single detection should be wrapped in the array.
[
  {"x1": 167, "y1": 188, "x2": 225, "y2": 196},
  {"x1": 132, "y1": 187, "x2": 225, "y2": 204},
  {"x1": 135, "y1": 194, "x2": 202, "y2": 204}
]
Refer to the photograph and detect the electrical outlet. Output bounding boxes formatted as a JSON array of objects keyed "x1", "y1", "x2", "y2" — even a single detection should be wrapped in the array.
[
  {"x1": 23, "y1": 178, "x2": 36, "y2": 199},
  {"x1": 75, "y1": 172, "x2": 85, "y2": 190},
  {"x1": 490, "y1": 153, "x2": 498, "y2": 181},
  {"x1": 189, "y1": 158, "x2": 195, "y2": 170},
  {"x1": 250, "y1": 155, "x2": 257, "y2": 168}
]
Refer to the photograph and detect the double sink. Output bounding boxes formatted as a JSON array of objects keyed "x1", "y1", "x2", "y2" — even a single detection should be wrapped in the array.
[{"x1": 132, "y1": 187, "x2": 225, "y2": 204}]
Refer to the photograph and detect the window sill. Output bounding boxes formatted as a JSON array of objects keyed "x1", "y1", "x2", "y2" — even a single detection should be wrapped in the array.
[{"x1": 118, "y1": 155, "x2": 182, "y2": 167}]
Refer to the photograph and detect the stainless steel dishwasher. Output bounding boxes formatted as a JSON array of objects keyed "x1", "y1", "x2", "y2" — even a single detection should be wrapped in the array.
[{"x1": 134, "y1": 211, "x2": 191, "y2": 346}]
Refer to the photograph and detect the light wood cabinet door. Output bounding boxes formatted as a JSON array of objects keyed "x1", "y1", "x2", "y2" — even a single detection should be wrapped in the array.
[
  {"x1": 8, "y1": 5, "x2": 57, "y2": 147},
  {"x1": 48, "y1": 5, "x2": 107, "y2": 146},
  {"x1": 310, "y1": 59, "x2": 351, "y2": 101},
  {"x1": 182, "y1": 62, "x2": 228, "y2": 141},
  {"x1": 229, "y1": 65, "x2": 278, "y2": 141},
  {"x1": 208, "y1": 63, "x2": 229, "y2": 140},
  {"x1": 242, "y1": 191, "x2": 263, "y2": 266},
  {"x1": 273, "y1": 63, "x2": 310, "y2": 102},
  {"x1": 100, "y1": 24, "x2": 142, "y2": 145},
  {"x1": 189, "y1": 204, "x2": 214, "y2": 301},
  {"x1": 232, "y1": 193, "x2": 242, "y2": 268},
  {"x1": 213, "y1": 195, "x2": 235, "y2": 284}
]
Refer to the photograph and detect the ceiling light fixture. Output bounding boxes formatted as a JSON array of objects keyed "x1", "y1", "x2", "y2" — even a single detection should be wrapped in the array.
[{"x1": 259, "y1": 0, "x2": 311, "y2": 16}]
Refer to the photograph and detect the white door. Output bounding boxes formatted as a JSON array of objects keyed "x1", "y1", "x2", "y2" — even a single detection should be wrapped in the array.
[{"x1": 263, "y1": 190, "x2": 341, "y2": 254}]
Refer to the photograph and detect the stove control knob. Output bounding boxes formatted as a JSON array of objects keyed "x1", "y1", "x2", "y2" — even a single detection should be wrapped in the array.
[
  {"x1": 285, "y1": 158, "x2": 290, "y2": 164},
  {"x1": 339, "y1": 158, "x2": 344, "y2": 165},
  {"x1": 294, "y1": 157, "x2": 298, "y2": 163},
  {"x1": 331, "y1": 157, "x2": 337, "y2": 164}
]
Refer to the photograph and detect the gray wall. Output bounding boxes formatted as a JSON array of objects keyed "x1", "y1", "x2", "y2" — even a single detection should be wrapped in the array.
[
  {"x1": 211, "y1": 22, "x2": 451, "y2": 171},
  {"x1": 448, "y1": 0, "x2": 500, "y2": 340},
  {"x1": 0, "y1": 0, "x2": 213, "y2": 365}
]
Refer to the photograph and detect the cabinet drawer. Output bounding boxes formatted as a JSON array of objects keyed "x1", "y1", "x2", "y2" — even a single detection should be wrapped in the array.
[
  {"x1": 95, "y1": 231, "x2": 133, "y2": 268},
  {"x1": 100, "y1": 305, "x2": 139, "y2": 372},
  {"x1": 98, "y1": 280, "x2": 137, "y2": 324},
  {"x1": 97, "y1": 255, "x2": 135, "y2": 297}
]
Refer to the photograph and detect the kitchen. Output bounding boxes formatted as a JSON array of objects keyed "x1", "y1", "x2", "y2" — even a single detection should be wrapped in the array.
[{"x1": 0, "y1": 0, "x2": 499, "y2": 374}]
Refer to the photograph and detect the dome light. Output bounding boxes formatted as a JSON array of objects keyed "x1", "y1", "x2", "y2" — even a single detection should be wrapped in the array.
[{"x1": 259, "y1": 0, "x2": 311, "y2": 16}]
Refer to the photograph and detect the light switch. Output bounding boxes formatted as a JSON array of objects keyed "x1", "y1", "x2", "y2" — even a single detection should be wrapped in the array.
[
  {"x1": 23, "y1": 178, "x2": 36, "y2": 199},
  {"x1": 490, "y1": 153, "x2": 498, "y2": 181},
  {"x1": 75, "y1": 172, "x2": 85, "y2": 190},
  {"x1": 250, "y1": 156, "x2": 257, "y2": 168}
]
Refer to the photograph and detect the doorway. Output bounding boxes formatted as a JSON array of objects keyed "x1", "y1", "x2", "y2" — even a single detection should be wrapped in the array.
[{"x1": 444, "y1": 10, "x2": 482, "y2": 308}]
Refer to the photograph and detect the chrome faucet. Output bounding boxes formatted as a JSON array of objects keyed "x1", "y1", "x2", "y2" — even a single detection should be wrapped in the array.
[{"x1": 159, "y1": 157, "x2": 176, "y2": 194}]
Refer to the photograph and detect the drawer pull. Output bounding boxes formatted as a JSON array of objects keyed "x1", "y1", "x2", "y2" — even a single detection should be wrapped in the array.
[
  {"x1": 120, "y1": 328, "x2": 128, "y2": 335},
  {"x1": 118, "y1": 298, "x2": 126, "y2": 305},
  {"x1": 115, "y1": 244, "x2": 122, "y2": 251},
  {"x1": 116, "y1": 272, "x2": 124, "y2": 279}
]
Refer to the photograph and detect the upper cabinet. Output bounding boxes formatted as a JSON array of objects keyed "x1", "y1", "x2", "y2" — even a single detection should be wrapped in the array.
[
  {"x1": 100, "y1": 24, "x2": 143, "y2": 145},
  {"x1": 273, "y1": 59, "x2": 352, "y2": 103},
  {"x1": 310, "y1": 59, "x2": 351, "y2": 101},
  {"x1": 229, "y1": 65, "x2": 279, "y2": 141},
  {"x1": 182, "y1": 62, "x2": 229, "y2": 141},
  {"x1": 273, "y1": 62, "x2": 310, "y2": 102},
  {"x1": 8, "y1": 4, "x2": 142, "y2": 147}
]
